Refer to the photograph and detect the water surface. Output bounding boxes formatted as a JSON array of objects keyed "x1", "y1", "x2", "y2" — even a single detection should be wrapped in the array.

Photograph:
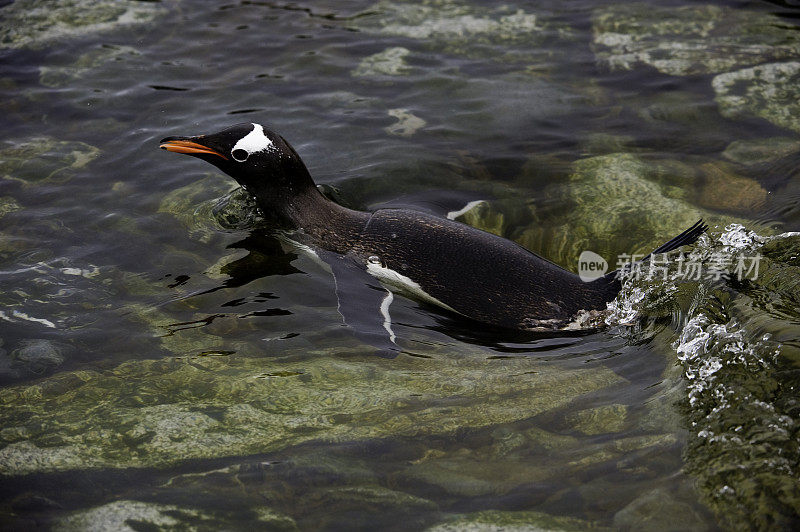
[{"x1": 1, "y1": 0, "x2": 799, "y2": 529}]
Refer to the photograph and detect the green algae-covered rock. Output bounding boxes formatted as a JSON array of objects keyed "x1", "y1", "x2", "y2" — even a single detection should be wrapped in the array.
[
  {"x1": 0, "y1": 196, "x2": 21, "y2": 219},
  {"x1": 427, "y1": 509, "x2": 605, "y2": 531},
  {"x1": 593, "y1": 4, "x2": 800, "y2": 76},
  {"x1": 606, "y1": 226, "x2": 800, "y2": 529},
  {"x1": 722, "y1": 137, "x2": 800, "y2": 166},
  {"x1": 157, "y1": 174, "x2": 241, "y2": 243},
  {"x1": 40, "y1": 44, "x2": 139, "y2": 88},
  {"x1": 0, "y1": 137, "x2": 99, "y2": 185},
  {"x1": 613, "y1": 488, "x2": 710, "y2": 531},
  {"x1": 356, "y1": 0, "x2": 570, "y2": 63},
  {"x1": 509, "y1": 153, "x2": 750, "y2": 268},
  {"x1": 713, "y1": 61, "x2": 800, "y2": 134},
  {"x1": 438, "y1": 72, "x2": 588, "y2": 139},
  {"x1": 10, "y1": 339, "x2": 66, "y2": 375},
  {"x1": 392, "y1": 417, "x2": 677, "y2": 501},
  {"x1": 566, "y1": 404, "x2": 627, "y2": 436},
  {"x1": 634, "y1": 91, "x2": 724, "y2": 129},
  {"x1": 362, "y1": 1, "x2": 541, "y2": 44},
  {"x1": 352, "y1": 47, "x2": 412, "y2": 77},
  {"x1": 53, "y1": 498, "x2": 295, "y2": 531},
  {"x1": 385, "y1": 108, "x2": 427, "y2": 137},
  {"x1": 673, "y1": 232, "x2": 800, "y2": 529},
  {"x1": 0, "y1": 0, "x2": 163, "y2": 50},
  {"x1": 0, "y1": 351, "x2": 624, "y2": 474},
  {"x1": 304, "y1": 486, "x2": 436, "y2": 530},
  {"x1": 55, "y1": 500, "x2": 191, "y2": 531}
]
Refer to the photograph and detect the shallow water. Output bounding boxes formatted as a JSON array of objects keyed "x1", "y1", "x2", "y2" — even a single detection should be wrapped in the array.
[{"x1": 1, "y1": 0, "x2": 800, "y2": 530}]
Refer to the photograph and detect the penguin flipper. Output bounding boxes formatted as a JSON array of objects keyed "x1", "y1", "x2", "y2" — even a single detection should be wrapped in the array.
[{"x1": 316, "y1": 250, "x2": 401, "y2": 358}]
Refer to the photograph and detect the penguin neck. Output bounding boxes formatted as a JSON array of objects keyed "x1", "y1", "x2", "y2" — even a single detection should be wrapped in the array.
[{"x1": 255, "y1": 184, "x2": 368, "y2": 253}]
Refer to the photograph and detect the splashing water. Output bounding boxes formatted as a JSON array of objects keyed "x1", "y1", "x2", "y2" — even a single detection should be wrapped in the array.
[{"x1": 604, "y1": 223, "x2": 800, "y2": 528}]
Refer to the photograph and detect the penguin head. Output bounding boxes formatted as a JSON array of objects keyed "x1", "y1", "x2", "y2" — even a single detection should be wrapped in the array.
[{"x1": 160, "y1": 122, "x2": 316, "y2": 200}]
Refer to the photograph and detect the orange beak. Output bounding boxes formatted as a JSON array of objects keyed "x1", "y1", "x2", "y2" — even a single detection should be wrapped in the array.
[{"x1": 159, "y1": 139, "x2": 228, "y2": 160}]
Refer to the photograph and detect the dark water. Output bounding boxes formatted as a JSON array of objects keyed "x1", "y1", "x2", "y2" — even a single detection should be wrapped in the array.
[{"x1": 1, "y1": 0, "x2": 800, "y2": 530}]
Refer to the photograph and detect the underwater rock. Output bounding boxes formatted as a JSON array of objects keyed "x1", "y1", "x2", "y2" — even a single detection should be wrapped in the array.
[
  {"x1": 157, "y1": 174, "x2": 240, "y2": 243},
  {"x1": 362, "y1": 1, "x2": 540, "y2": 43},
  {"x1": 613, "y1": 488, "x2": 709, "y2": 531},
  {"x1": 441, "y1": 72, "x2": 587, "y2": 138},
  {"x1": 722, "y1": 137, "x2": 800, "y2": 166},
  {"x1": 452, "y1": 200, "x2": 508, "y2": 237},
  {"x1": 713, "y1": 61, "x2": 800, "y2": 134},
  {"x1": 634, "y1": 91, "x2": 724, "y2": 129},
  {"x1": 384, "y1": 108, "x2": 426, "y2": 137},
  {"x1": 0, "y1": 441, "x2": 102, "y2": 474},
  {"x1": 0, "y1": 137, "x2": 99, "y2": 185},
  {"x1": 10, "y1": 339, "x2": 66, "y2": 375},
  {"x1": 394, "y1": 422, "x2": 676, "y2": 502},
  {"x1": 0, "y1": 0, "x2": 163, "y2": 50},
  {"x1": 0, "y1": 196, "x2": 22, "y2": 219},
  {"x1": 252, "y1": 508, "x2": 299, "y2": 531},
  {"x1": 426, "y1": 509, "x2": 601, "y2": 531},
  {"x1": 509, "y1": 153, "x2": 746, "y2": 269},
  {"x1": 593, "y1": 4, "x2": 800, "y2": 76},
  {"x1": 210, "y1": 187, "x2": 260, "y2": 230},
  {"x1": 355, "y1": 0, "x2": 569, "y2": 63},
  {"x1": 54, "y1": 500, "x2": 213, "y2": 531},
  {"x1": 0, "y1": 351, "x2": 623, "y2": 474},
  {"x1": 565, "y1": 404, "x2": 627, "y2": 436},
  {"x1": 580, "y1": 133, "x2": 639, "y2": 156},
  {"x1": 40, "y1": 44, "x2": 139, "y2": 88},
  {"x1": 605, "y1": 225, "x2": 800, "y2": 529},
  {"x1": 693, "y1": 161, "x2": 768, "y2": 213},
  {"x1": 303, "y1": 486, "x2": 436, "y2": 530},
  {"x1": 352, "y1": 47, "x2": 412, "y2": 77}
]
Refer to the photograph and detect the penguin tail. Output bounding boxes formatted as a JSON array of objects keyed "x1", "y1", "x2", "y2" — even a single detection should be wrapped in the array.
[
  {"x1": 600, "y1": 219, "x2": 707, "y2": 284},
  {"x1": 640, "y1": 219, "x2": 707, "y2": 262}
]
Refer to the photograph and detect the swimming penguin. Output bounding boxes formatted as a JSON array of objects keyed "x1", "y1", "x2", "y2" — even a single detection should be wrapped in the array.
[{"x1": 160, "y1": 123, "x2": 706, "y2": 343}]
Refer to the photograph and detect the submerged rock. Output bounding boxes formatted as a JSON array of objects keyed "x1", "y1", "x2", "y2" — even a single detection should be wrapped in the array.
[
  {"x1": 157, "y1": 174, "x2": 242, "y2": 243},
  {"x1": 722, "y1": 137, "x2": 800, "y2": 166},
  {"x1": 10, "y1": 339, "x2": 66, "y2": 375},
  {"x1": 0, "y1": 0, "x2": 163, "y2": 50},
  {"x1": 593, "y1": 4, "x2": 800, "y2": 76},
  {"x1": 605, "y1": 225, "x2": 800, "y2": 529},
  {"x1": 0, "y1": 196, "x2": 22, "y2": 219},
  {"x1": 40, "y1": 44, "x2": 140, "y2": 88},
  {"x1": 54, "y1": 499, "x2": 220, "y2": 531},
  {"x1": 362, "y1": 1, "x2": 541, "y2": 43},
  {"x1": 566, "y1": 404, "x2": 627, "y2": 436},
  {"x1": 352, "y1": 47, "x2": 412, "y2": 77},
  {"x1": 0, "y1": 137, "x2": 99, "y2": 185},
  {"x1": 355, "y1": 0, "x2": 568, "y2": 62},
  {"x1": 693, "y1": 161, "x2": 768, "y2": 213},
  {"x1": 613, "y1": 488, "x2": 710, "y2": 531},
  {"x1": 0, "y1": 350, "x2": 624, "y2": 474},
  {"x1": 505, "y1": 153, "x2": 748, "y2": 269},
  {"x1": 384, "y1": 108, "x2": 426, "y2": 137},
  {"x1": 441, "y1": 72, "x2": 588, "y2": 138},
  {"x1": 426, "y1": 509, "x2": 602, "y2": 531},
  {"x1": 713, "y1": 61, "x2": 800, "y2": 134}
]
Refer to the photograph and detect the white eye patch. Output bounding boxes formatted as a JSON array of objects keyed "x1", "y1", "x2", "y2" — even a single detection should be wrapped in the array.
[{"x1": 231, "y1": 123, "x2": 274, "y2": 162}]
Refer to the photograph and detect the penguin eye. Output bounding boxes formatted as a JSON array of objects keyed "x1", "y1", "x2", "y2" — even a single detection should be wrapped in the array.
[{"x1": 231, "y1": 148, "x2": 249, "y2": 162}]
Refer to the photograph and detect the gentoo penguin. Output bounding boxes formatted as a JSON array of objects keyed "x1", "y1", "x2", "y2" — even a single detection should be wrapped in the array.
[{"x1": 160, "y1": 123, "x2": 705, "y2": 345}]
